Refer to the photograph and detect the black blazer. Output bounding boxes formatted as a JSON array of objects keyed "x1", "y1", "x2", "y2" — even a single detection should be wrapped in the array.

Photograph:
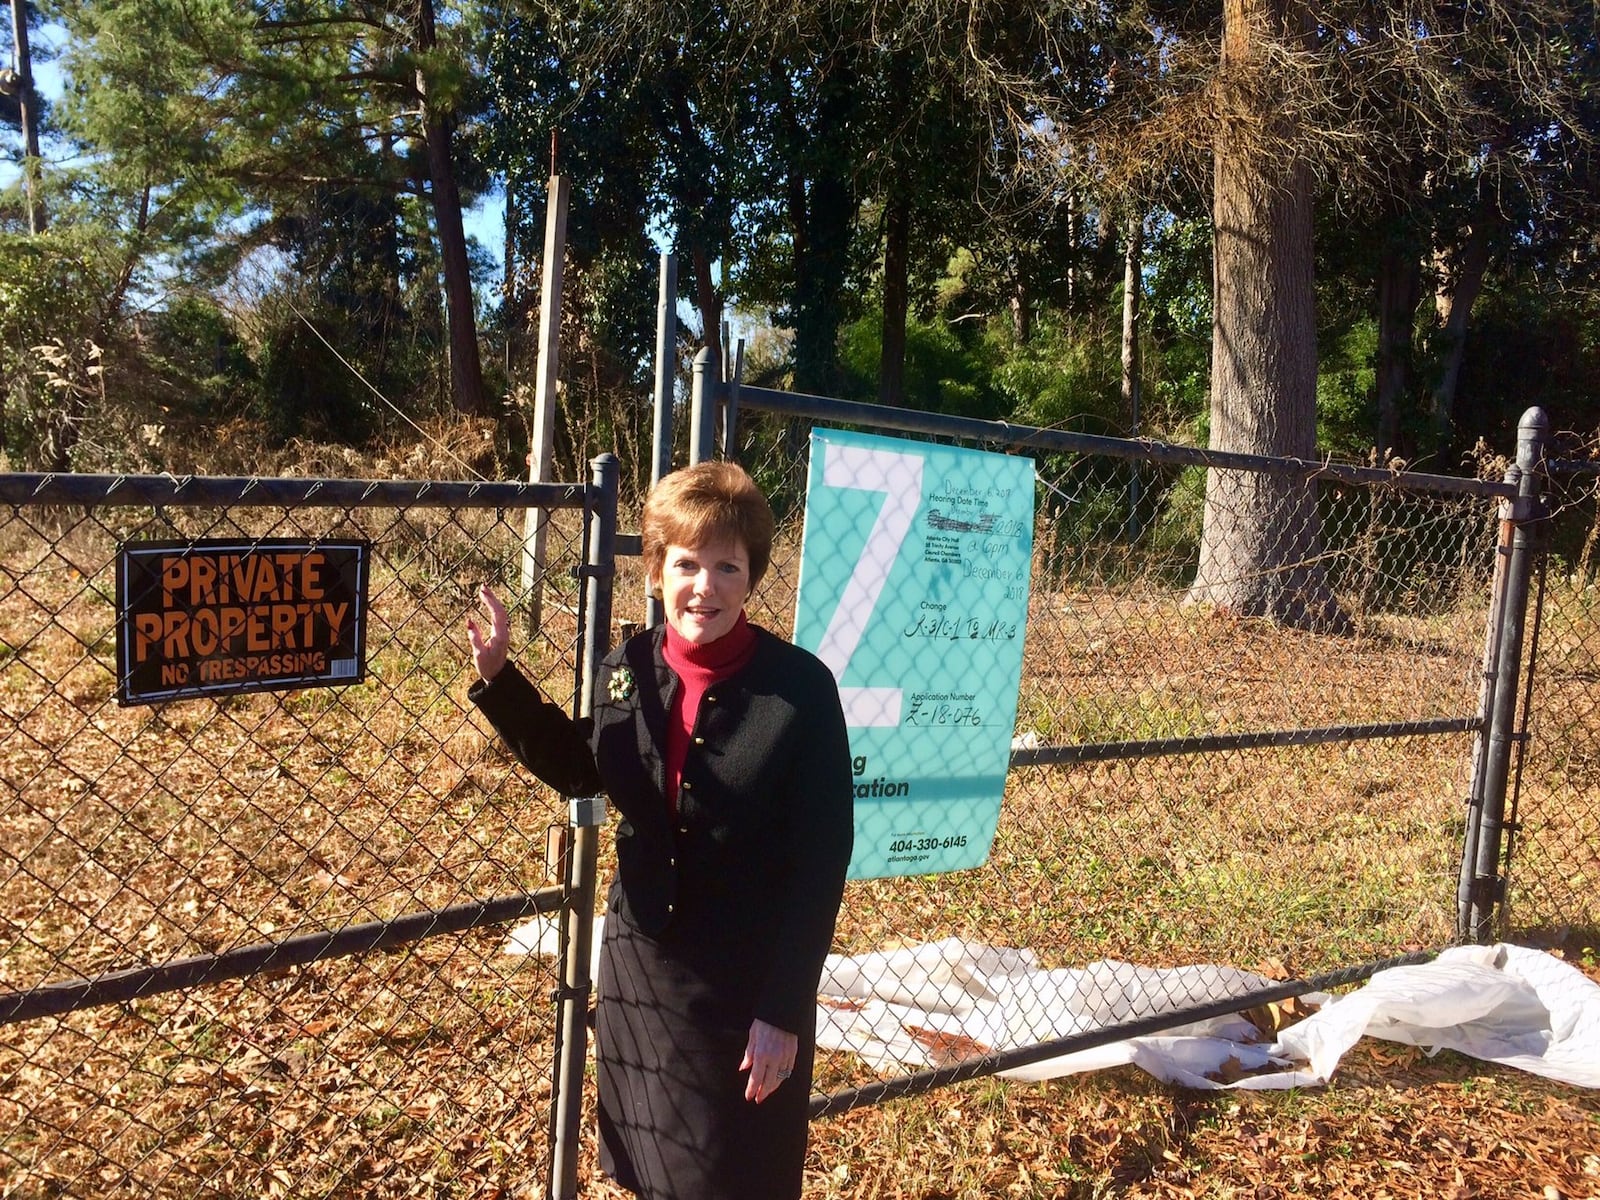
[{"x1": 470, "y1": 624, "x2": 853, "y2": 1035}]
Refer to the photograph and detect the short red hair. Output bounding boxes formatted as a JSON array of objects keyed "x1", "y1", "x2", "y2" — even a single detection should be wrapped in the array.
[{"x1": 642, "y1": 462, "x2": 775, "y2": 592}]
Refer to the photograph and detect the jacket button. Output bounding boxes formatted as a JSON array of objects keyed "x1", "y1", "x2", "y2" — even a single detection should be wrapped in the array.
[
  {"x1": 705, "y1": 694, "x2": 716, "y2": 703},
  {"x1": 669, "y1": 856, "x2": 676, "y2": 867},
  {"x1": 694, "y1": 736, "x2": 705, "y2": 745},
  {"x1": 679, "y1": 825, "x2": 688, "y2": 834},
  {"x1": 681, "y1": 780, "x2": 692, "y2": 790},
  {"x1": 667, "y1": 903, "x2": 674, "y2": 913}
]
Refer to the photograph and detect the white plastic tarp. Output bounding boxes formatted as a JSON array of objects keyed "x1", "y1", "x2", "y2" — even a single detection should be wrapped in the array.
[
  {"x1": 503, "y1": 919, "x2": 1600, "y2": 1090},
  {"x1": 814, "y1": 939, "x2": 1600, "y2": 1091},
  {"x1": 1272, "y1": 944, "x2": 1600, "y2": 1089}
]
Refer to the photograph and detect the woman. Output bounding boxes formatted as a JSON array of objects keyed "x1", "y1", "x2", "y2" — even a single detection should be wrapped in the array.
[{"x1": 467, "y1": 461, "x2": 853, "y2": 1200}]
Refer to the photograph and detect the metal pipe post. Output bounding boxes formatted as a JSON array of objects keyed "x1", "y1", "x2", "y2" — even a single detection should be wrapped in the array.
[
  {"x1": 689, "y1": 346, "x2": 718, "y2": 466},
  {"x1": 722, "y1": 338, "x2": 743, "y2": 461},
  {"x1": 651, "y1": 254, "x2": 678, "y2": 490},
  {"x1": 548, "y1": 454, "x2": 617, "y2": 1200},
  {"x1": 521, "y1": 173, "x2": 571, "y2": 633},
  {"x1": 1458, "y1": 407, "x2": 1548, "y2": 942},
  {"x1": 647, "y1": 255, "x2": 677, "y2": 628}
]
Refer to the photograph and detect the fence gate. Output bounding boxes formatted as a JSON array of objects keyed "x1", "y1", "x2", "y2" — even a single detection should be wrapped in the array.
[
  {"x1": 1499, "y1": 434, "x2": 1600, "y2": 942},
  {"x1": 678, "y1": 358, "x2": 1590, "y2": 1117},
  {"x1": 0, "y1": 467, "x2": 616, "y2": 1200}
]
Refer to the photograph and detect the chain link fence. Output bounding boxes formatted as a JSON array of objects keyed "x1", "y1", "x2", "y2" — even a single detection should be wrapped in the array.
[
  {"x1": 1, "y1": 474, "x2": 599, "y2": 1199},
  {"x1": 4, "y1": 403, "x2": 1596, "y2": 1197},
  {"x1": 698, "y1": 386, "x2": 1561, "y2": 1114}
]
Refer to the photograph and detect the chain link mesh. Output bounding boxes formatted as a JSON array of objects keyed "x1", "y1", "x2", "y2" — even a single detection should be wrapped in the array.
[
  {"x1": 1507, "y1": 460, "x2": 1600, "y2": 939},
  {"x1": 0, "y1": 479, "x2": 589, "y2": 1199},
  {"x1": 725, "y1": 411, "x2": 1511, "y2": 1103},
  {"x1": 6, "y1": 416, "x2": 1595, "y2": 1194}
]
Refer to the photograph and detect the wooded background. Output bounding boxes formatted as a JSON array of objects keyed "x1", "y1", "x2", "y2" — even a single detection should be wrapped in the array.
[{"x1": 3, "y1": 0, "x2": 1598, "y2": 513}]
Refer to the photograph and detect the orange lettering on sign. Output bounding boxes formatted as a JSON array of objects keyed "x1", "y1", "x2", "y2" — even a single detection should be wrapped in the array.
[
  {"x1": 162, "y1": 557, "x2": 188, "y2": 608},
  {"x1": 300, "y1": 553, "x2": 326, "y2": 600},
  {"x1": 247, "y1": 609, "x2": 272, "y2": 652},
  {"x1": 162, "y1": 610, "x2": 191, "y2": 658},
  {"x1": 189, "y1": 556, "x2": 217, "y2": 606},
  {"x1": 133, "y1": 613, "x2": 162, "y2": 663}
]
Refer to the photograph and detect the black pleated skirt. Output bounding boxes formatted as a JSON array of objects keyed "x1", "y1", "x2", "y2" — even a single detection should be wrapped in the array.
[{"x1": 594, "y1": 907, "x2": 814, "y2": 1200}]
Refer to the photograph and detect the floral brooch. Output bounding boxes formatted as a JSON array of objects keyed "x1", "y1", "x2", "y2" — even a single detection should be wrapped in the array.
[{"x1": 607, "y1": 667, "x2": 635, "y2": 702}]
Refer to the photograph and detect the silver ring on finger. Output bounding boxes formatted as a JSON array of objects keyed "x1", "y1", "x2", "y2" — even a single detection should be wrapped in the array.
[{"x1": 776, "y1": 1068, "x2": 792, "y2": 1080}]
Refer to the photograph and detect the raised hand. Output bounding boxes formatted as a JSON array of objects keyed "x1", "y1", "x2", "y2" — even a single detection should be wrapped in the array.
[{"x1": 466, "y1": 584, "x2": 512, "y2": 683}]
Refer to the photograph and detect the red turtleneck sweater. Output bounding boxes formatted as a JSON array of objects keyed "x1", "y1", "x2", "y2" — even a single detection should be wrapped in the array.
[{"x1": 662, "y1": 612, "x2": 758, "y2": 814}]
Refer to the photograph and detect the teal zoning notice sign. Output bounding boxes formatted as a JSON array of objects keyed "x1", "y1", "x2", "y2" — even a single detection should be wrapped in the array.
[{"x1": 793, "y1": 429, "x2": 1035, "y2": 879}]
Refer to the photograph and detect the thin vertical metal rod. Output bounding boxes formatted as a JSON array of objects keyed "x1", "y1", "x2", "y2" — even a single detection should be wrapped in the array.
[
  {"x1": 1458, "y1": 406, "x2": 1548, "y2": 942},
  {"x1": 647, "y1": 254, "x2": 677, "y2": 629},
  {"x1": 722, "y1": 338, "x2": 744, "y2": 462},
  {"x1": 1457, "y1": 507, "x2": 1511, "y2": 935},
  {"x1": 548, "y1": 454, "x2": 617, "y2": 1200},
  {"x1": 1499, "y1": 550, "x2": 1551, "y2": 906},
  {"x1": 522, "y1": 173, "x2": 571, "y2": 631},
  {"x1": 689, "y1": 346, "x2": 717, "y2": 466}
]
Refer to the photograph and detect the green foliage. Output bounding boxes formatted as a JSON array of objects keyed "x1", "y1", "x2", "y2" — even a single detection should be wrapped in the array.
[
  {"x1": 10, "y1": 0, "x2": 1600, "y2": 485},
  {"x1": 1454, "y1": 284, "x2": 1600, "y2": 455},
  {"x1": 995, "y1": 317, "x2": 1124, "y2": 436},
  {"x1": 836, "y1": 308, "x2": 1006, "y2": 418},
  {"x1": 256, "y1": 317, "x2": 373, "y2": 445},
  {"x1": 1146, "y1": 465, "x2": 1207, "y2": 580},
  {"x1": 1140, "y1": 213, "x2": 1213, "y2": 441},
  {"x1": 29, "y1": 0, "x2": 495, "y2": 453},
  {"x1": 1317, "y1": 318, "x2": 1378, "y2": 460},
  {"x1": 0, "y1": 230, "x2": 104, "y2": 469}
]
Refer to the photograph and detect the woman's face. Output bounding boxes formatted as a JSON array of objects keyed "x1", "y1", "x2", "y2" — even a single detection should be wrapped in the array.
[{"x1": 658, "y1": 535, "x2": 750, "y2": 645}]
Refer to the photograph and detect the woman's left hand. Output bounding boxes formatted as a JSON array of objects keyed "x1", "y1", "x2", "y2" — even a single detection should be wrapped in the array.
[
  {"x1": 466, "y1": 585, "x2": 511, "y2": 683},
  {"x1": 739, "y1": 1018, "x2": 798, "y2": 1103}
]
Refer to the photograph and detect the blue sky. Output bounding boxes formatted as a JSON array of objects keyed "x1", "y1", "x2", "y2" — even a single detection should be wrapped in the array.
[{"x1": 5, "y1": 22, "x2": 509, "y2": 280}]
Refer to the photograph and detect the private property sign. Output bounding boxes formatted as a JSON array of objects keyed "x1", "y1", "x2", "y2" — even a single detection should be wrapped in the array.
[{"x1": 116, "y1": 539, "x2": 369, "y2": 704}]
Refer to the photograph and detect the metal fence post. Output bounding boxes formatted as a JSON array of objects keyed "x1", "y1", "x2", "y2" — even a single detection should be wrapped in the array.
[
  {"x1": 647, "y1": 255, "x2": 677, "y2": 629},
  {"x1": 1457, "y1": 406, "x2": 1548, "y2": 942},
  {"x1": 723, "y1": 339, "x2": 743, "y2": 461},
  {"x1": 689, "y1": 346, "x2": 717, "y2": 466},
  {"x1": 651, "y1": 254, "x2": 678, "y2": 492},
  {"x1": 548, "y1": 454, "x2": 618, "y2": 1200}
]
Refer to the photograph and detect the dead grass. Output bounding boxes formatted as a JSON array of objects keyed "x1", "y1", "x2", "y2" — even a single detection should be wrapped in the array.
[{"x1": 795, "y1": 1037, "x2": 1600, "y2": 1199}]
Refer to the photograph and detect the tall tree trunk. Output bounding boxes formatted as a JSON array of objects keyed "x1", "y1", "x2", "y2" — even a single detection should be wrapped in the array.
[
  {"x1": 879, "y1": 190, "x2": 909, "y2": 406},
  {"x1": 1010, "y1": 279, "x2": 1031, "y2": 344},
  {"x1": 768, "y1": 55, "x2": 853, "y2": 396},
  {"x1": 416, "y1": 0, "x2": 488, "y2": 417},
  {"x1": 9, "y1": 0, "x2": 44, "y2": 233},
  {"x1": 1122, "y1": 209, "x2": 1145, "y2": 541},
  {"x1": 504, "y1": 181, "x2": 519, "y2": 377},
  {"x1": 100, "y1": 181, "x2": 151, "y2": 341},
  {"x1": 1189, "y1": 0, "x2": 1346, "y2": 631},
  {"x1": 665, "y1": 84, "x2": 724, "y2": 375},
  {"x1": 1431, "y1": 204, "x2": 1493, "y2": 444},
  {"x1": 689, "y1": 239, "x2": 723, "y2": 384},
  {"x1": 1064, "y1": 191, "x2": 1078, "y2": 315},
  {"x1": 1374, "y1": 234, "x2": 1422, "y2": 458},
  {"x1": 791, "y1": 68, "x2": 855, "y2": 396},
  {"x1": 1120, "y1": 209, "x2": 1143, "y2": 429}
]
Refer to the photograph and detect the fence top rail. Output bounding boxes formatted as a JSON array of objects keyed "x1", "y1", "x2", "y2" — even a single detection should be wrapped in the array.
[
  {"x1": 724, "y1": 383, "x2": 1516, "y2": 500},
  {"x1": 0, "y1": 473, "x2": 589, "y2": 510},
  {"x1": 1547, "y1": 457, "x2": 1600, "y2": 479}
]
